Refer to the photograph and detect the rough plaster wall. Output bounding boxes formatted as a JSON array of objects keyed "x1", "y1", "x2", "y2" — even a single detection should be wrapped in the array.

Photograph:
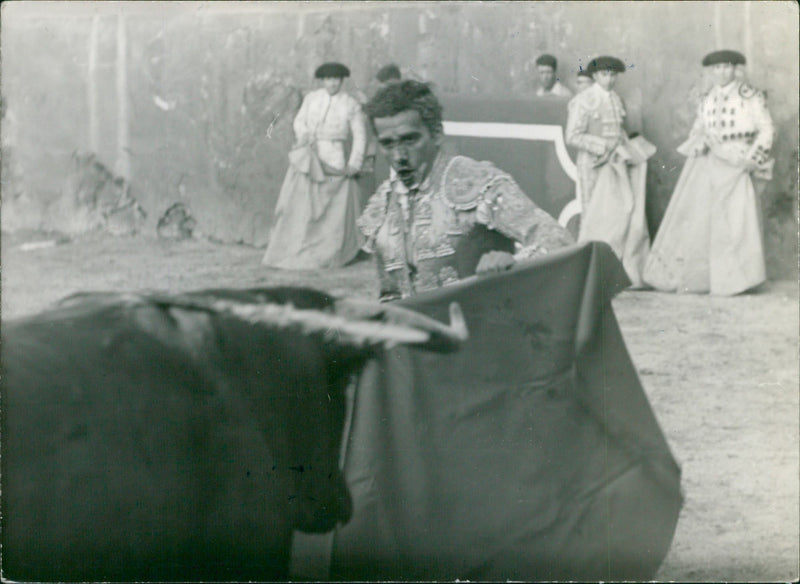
[
  {"x1": 2, "y1": 15, "x2": 94, "y2": 224},
  {"x1": 125, "y1": 11, "x2": 305, "y2": 246},
  {"x1": 1, "y1": 2, "x2": 797, "y2": 275}
]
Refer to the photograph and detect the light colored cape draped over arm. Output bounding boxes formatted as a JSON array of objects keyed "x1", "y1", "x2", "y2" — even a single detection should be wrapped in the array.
[
  {"x1": 291, "y1": 89, "x2": 368, "y2": 172},
  {"x1": 292, "y1": 92, "x2": 314, "y2": 146},
  {"x1": 345, "y1": 97, "x2": 367, "y2": 171},
  {"x1": 676, "y1": 101, "x2": 708, "y2": 157}
]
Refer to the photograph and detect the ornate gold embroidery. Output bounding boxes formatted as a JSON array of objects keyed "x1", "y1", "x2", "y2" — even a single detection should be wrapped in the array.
[
  {"x1": 442, "y1": 156, "x2": 494, "y2": 210},
  {"x1": 357, "y1": 182, "x2": 392, "y2": 250},
  {"x1": 363, "y1": 153, "x2": 572, "y2": 299},
  {"x1": 439, "y1": 266, "x2": 460, "y2": 286}
]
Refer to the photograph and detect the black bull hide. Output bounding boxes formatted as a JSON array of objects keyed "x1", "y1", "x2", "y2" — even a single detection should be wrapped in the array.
[{"x1": 0, "y1": 287, "x2": 464, "y2": 582}]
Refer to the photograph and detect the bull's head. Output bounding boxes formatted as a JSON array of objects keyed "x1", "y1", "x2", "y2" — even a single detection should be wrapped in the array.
[
  {"x1": 122, "y1": 287, "x2": 468, "y2": 534},
  {"x1": 1, "y1": 287, "x2": 467, "y2": 581},
  {"x1": 172, "y1": 288, "x2": 468, "y2": 534}
]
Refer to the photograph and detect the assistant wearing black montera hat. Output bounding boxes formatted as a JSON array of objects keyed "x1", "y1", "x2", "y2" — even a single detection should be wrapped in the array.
[
  {"x1": 565, "y1": 53, "x2": 655, "y2": 286},
  {"x1": 644, "y1": 48, "x2": 773, "y2": 296},
  {"x1": 263, "y1": 60, "x2": 367, "y2": 270}
]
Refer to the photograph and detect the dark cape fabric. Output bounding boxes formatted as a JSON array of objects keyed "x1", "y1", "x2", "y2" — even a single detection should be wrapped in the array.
[{"x1": 295, "y1": 241, "x2": 683, "y2": 581}]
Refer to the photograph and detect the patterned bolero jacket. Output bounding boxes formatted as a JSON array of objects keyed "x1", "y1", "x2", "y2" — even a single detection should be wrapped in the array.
[
  {"x1": 566, "y1": 83, "x2": 627, "y2": 158},
  {"x1": 357, "y1": 152, "x2": 574, "y2": 301},
  {"x1": 677, "y1": 79, "x2": 775, "y2": 180}
]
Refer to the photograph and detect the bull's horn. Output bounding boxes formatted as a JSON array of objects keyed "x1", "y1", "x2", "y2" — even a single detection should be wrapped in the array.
[
  {"x1": 205, "y1": 300, "x2": 433, "y2": 348},
  {"x1": 205, "y1": 298, "x2": 467, "y2": 353},
  {"x1": 334, "y1": 299, "x2": 469, "y2": 353}
]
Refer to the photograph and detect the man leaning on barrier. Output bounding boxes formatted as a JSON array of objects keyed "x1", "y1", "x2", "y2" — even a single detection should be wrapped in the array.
[{"x1": 357, "y1": 80, "x2": 574, "y2": 301}]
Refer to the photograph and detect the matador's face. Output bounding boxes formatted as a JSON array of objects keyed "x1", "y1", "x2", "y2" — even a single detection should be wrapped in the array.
[{"x1": 374, "y1": 109, "x2": 443, "y2": 190}]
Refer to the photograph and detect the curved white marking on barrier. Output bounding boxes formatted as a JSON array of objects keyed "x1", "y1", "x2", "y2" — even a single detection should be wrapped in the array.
[
  {"x1": 557, "y1": 198, "x2": 582, "y2": 228},
  {"x1": 441, "y1": 121, "x2": 578, "y2": 181}
]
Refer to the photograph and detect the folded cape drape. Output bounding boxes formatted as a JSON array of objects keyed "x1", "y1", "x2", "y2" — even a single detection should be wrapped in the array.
[
  {"x1": 293, "y1": 241, "x2": 682, "y2": 581},
  {"x1": 578, "y1": 159, "x2": 651, "y2": 287}
]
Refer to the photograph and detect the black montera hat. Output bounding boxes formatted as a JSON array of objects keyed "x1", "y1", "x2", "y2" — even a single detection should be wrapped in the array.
[
  {"x1": 577, "y1": 68, "x2": 593, "y2": 78},
  {"x1": 586, "y1": 56, "x2": 627, "y2": 74},
  {"x1": 701, "y1": 50, "x2": 746, "y2": 66},
  {"x1": 315, "y1": 62, "x2": 351, "y2": 79},
  {"x1": 536, "y1": 54, "x2": 557, "y2": 69}
]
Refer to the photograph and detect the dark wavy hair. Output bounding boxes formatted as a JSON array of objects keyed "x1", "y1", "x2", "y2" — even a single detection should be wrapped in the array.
[
  {"x1": 375, "y1": 63, "x2": 402, "y2": 83},
  {"x1": 364, "y1": 80, "x2": 443, "y2": 136}
]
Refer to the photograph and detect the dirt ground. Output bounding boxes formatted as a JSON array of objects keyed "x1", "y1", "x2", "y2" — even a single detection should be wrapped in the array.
[{"x1": 2, "y1": 231, "x2": 798, "y2": 582}]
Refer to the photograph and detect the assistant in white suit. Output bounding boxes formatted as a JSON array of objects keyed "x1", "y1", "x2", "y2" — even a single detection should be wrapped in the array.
[{"x1": 263, "y1": 62, "x2": 367, "y2": 270}]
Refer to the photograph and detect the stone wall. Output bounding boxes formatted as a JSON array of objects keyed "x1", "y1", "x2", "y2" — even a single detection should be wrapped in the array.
[{"x1": 2, "y1": 1, "x2": 797, "y2": 275}]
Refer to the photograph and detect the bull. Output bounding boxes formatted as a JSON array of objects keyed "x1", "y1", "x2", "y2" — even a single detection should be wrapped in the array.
[{"x1": 0, "y1": 287, "x2": 467, "y2": 582}]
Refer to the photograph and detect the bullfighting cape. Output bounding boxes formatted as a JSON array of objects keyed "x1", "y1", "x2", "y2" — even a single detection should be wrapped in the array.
[{"x1": 326, "y1": 241, "x2": 682, "y2": 580}]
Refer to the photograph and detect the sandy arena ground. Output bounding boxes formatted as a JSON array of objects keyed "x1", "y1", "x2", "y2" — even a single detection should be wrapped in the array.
[{"x1": 2, "y1": 232, "x2": 798, "y2": 582}]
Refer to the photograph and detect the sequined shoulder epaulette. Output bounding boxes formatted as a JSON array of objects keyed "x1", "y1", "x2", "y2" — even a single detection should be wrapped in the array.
[
  {"x1": 441, "y1": 155, "x2": 507, "y2": 211},
  {"x1": 738, "y1": 82, "x2": 763, "y2": 100}
]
